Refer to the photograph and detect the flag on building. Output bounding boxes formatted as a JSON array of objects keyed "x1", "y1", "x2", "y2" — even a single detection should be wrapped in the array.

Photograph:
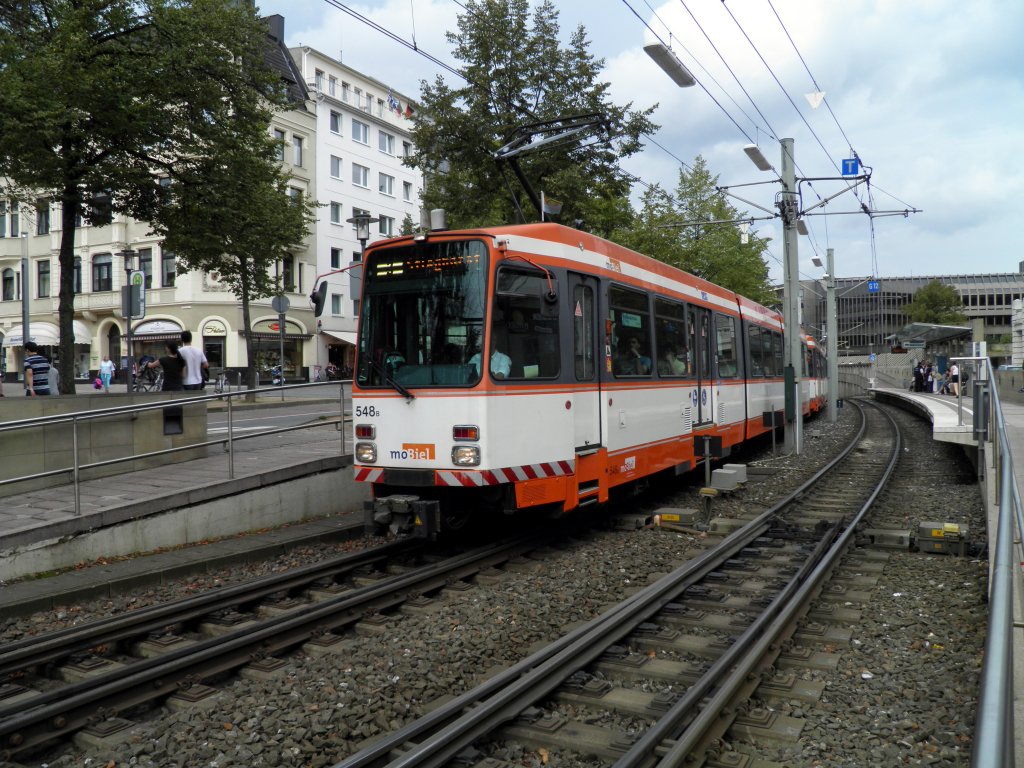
[
  {"x1": 541, "y1": 192, "x2": 562, "y2": 221},
  {"x1": 387, "y1": 90, "x2": 401, "y2": 114},
  {"x1": 403, "y1": 103, "x2": 414, "y2": 119}
]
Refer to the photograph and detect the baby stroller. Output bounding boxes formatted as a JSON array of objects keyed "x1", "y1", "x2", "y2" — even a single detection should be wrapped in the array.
[{"x1": 133, "y1": 354, "x2": 162, "y2": 392}]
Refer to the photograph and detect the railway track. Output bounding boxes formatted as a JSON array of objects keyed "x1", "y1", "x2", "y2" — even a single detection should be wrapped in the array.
[
  {"x1": 330, "y1": 398, "x2": 902, "y2": 768},
  {"x1": 0, "y1": 532, "x2": 562, "y2": 760}
]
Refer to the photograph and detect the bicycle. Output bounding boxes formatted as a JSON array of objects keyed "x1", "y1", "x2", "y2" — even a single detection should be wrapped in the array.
[{"x1": 133, "y1": 369, "x2": 162, "y2": 392}]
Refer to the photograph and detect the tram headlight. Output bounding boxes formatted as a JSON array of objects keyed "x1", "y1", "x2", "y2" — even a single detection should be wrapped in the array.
[
  {"x1": 356, "y1": 442, "x2": 377, "y2": 463},
  {"x1": 451, "y1": 445, "x2": 480, "y2": 466}
]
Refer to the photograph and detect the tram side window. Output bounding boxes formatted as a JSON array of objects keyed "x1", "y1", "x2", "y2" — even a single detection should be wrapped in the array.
[
  {"x1": 491, "y1": 268, "x2": 560, "y2": 379},
  {"x1": 654, "y1": 298, "x2": 691, "y2": 377},
  {"x1": 610, "y1": 285, "x2": 652, "y2": 377},
  {"x1": 770, "y1": 331, "x2": 784, "y2": 376},
  {"x1": 747, "y1": 325, "x2": 766, "y2": 377},
  {"x1": 715, "y1": 313, "x2": 738, "y2": 378}
]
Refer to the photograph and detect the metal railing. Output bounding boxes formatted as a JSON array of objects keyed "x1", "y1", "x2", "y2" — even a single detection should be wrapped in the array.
[
  {"x1": 0, "y1": 380, "x2": 352, "y2": 517},
  {"x1": 971, "y1": 356, "x2": 1020, "y2": 768}
]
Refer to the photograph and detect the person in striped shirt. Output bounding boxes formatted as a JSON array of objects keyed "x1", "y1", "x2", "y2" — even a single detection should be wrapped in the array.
[{"x1": 23, "y1": 341, "x2": 52, "y2": 396}]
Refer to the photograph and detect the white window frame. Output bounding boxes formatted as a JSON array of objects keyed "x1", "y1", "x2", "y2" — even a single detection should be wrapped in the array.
[
  {"x1": 403, "y1": 181, "x2": 413, "y2": 202},
  {"x1": 329, "y1": 110, "x2": 342, "y2": 134},
  {"x1": 378, "y1": 173, "x2": 394, "y2": 196},
  {"x1": 378, "y1": 131, "x2": 395, "y2": 155},
  {"x1": 292, "y1": 135, "x2": 303, "y2": 166},
  {"x1": 352, "y1": 119, "x2": 369, "y2": 144},
  {"x1": 331, "y1": 293, "x2": 343, "y2": 316},
  {"x1": 378, "y1": 215, "x2": 394, "y2": 236},
  {"x1": 352, "y1": 164, "x2": 369, "y2": 189},
  {"x1": 330, "y1": 155, "x2": 343, "y2": 179},
  {"x1": 330, "y1": 202, "x2": 342, "y2": 224}
]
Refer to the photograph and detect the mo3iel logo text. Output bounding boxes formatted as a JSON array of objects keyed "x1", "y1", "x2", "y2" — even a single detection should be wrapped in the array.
[{"x1": 390, "y1": 443, "x2": 436, "y2": 461}]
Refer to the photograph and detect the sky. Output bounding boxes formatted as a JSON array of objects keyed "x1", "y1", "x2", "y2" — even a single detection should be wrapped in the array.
[{"x1": 255, "y1": 0, "x2": 1024, "y2": 286}]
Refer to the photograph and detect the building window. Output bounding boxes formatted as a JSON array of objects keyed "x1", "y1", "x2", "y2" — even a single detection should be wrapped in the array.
[
  {"x1": 273, "y1": 128, "x2": 285, "y2": 161},
  {"x1": 331, "y1": 247, "x2": 341, "y2": 269},
  {"x1": 329, "y1": 110, "x2": 342, "y2": 134},
  {"x1": 73, "y1": 256, "x2": 81, "y2": 294},
  {"x1": 341, "y1": 82, "x2": 350, "y2": 102},
  {"x1": 92, "y1": 252, "x2": 113, "y2": 292},
  {"x1": 353, "y1": 298, "x2": 359, "y2": 317},
  {"x1": 352, "y1": 164, "x2": 369, "y2": 188},
  {"x1": 376, "y1": 98, "x2": 384, "y2": 117},
  {"x1": 352, "y1": 206, "x2": 370, "y2": 222},
  {"x1": 378, "y1": 173, "x2": 394, "y2": 196},
  {"x1": 162, "y1": 250, "x2": 175, "y2": 288},
  {"x1": 330, "y1": 155, "x2": 343, "y2": 179},
  {"x1": 314, "y1": 69, "x2": 324, "y2": 92},
  {"x1": 331, "y1": 293, "x2": 342, "y2": 316},
  {"x1": 403, "y1": 181, "x2": 413, "y2": 202},
  {"x1": 1, "y1": 268, "x2": 13, "y2": 301},
  {"x1": 330, "y1": 202, "x2": 343, "y2": 224},
  {"x1": 328, "y1": 75, "x2": 337, "y2": 96},
  {"x1": 11, "y1": 208, "x2": 18, "y2": 238},
  {"x1": 37, "y1": 259, "x2": 50, "y2": 298},
  {"x1": 378, "y1": 215, "x2": 394, "y2": 236},
  {"x1": 378, "y1": 131, "x2": 395, "y2": 155},
  {"x1": 282, "y1": 254, "x2": 294, "y2": 292},
  {"x1": 352, "y1": 119, "x2": 369, "y2": 144},
  {"x1": 288, "y1": 187, "x2": 302, "y2": 206},
  {"x1": 36, "y1": 201, "x2": 50, "y2": 234},
  {"x1": 292, "y1": 135, "x2": 303, "y2": 166},
  {"x1": 0, "y1": 201, "x2": 6, "y2": 237},
  {"x1": 402, "y1": 141, "x2": 412, "y2": 158},
  {"x1": 138, "y1": 247, "x2": 153, "y2": 288}
]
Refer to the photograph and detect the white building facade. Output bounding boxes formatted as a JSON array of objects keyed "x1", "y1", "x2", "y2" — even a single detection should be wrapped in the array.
[
  {"x1": 289, "y1": 46, "x2": 422, "y2": 374},
  {"x1": 0, "y1": 18, "x2": 423, "y2": 388}
]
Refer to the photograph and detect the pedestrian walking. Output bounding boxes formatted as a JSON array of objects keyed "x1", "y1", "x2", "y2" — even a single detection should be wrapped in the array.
[
  {"x1": 179, "y1": 330, "x2": 209, "y2": 391},
  {"x1": 99, "y1": 354, "x2": 116, "y2": 393},
  {"x1": 23, "y1": 341, "x2": 52, "y2": 396},
  {"x1": 950, "y1": 362, "x2": 960, "y2": 396}
]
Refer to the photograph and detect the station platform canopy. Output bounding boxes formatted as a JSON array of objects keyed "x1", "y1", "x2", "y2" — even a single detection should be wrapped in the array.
[{"x1": 885, "y1": 322, "x2": 971, "y2": 345}]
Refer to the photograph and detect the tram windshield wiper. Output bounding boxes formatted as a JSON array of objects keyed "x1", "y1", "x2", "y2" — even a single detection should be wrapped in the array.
[{"x1": 370, "y1": 359, "x2": 415, "y2": 401}]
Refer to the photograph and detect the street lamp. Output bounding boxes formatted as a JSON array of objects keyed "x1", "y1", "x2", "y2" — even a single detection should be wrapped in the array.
[
  {"x1": 643, "y1": 42, "x2": 697, "y2": 88},
  {"x1": 118, "y1": 248, "x2": 137, "y2": 389},
  {"x1": 346, "y1": 214, "x2": 379, "y2": 255}
]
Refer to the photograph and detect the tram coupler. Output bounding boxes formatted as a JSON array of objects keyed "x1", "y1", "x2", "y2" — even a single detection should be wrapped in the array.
[{"x1": 365, "y1": 495, "x2": 441, "y2": 539}]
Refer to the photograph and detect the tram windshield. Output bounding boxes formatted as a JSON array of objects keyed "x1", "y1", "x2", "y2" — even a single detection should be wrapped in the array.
[{"x1": 357, "y1": 239, "x2": 488, "y2": 388}]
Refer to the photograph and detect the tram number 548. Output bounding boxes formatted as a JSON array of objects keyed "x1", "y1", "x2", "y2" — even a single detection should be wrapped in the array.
[{"x1": 355, "y1": 405, "x2": 380, "y2": 418}]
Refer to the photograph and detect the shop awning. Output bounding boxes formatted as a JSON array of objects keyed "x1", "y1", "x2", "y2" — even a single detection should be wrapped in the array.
[
  {"x1": 2, "y1": 321, "x2": 90, "y2": 347},
  {"x1": 131, "y1": 319, "x2": 183, "y2": 341},
  {"x1": 321, "y1": 330, "x2": 357, "y2": 345},
  {"x1": 246, "y1": 332, "x2": 313, "y2": 341}
]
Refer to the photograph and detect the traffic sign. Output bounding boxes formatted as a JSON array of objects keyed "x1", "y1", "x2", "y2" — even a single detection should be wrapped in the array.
[
  {"x1": 867, "y1": 280, "x2": 880, "y2": 293},
  {"x1": 869, "y1": 353, "x2": 877, "y2": 362},
  {"x1": 130, "y1": 270, "x2": 146, "y2": 318},
  {"x1": 842, "y1": 158, "x2": 859, "y2": 176}
]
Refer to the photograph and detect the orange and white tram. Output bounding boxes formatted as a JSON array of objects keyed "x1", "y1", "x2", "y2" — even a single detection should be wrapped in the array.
[{"x1": 352, "y1": 222, "x2": 826, "y2": 533}]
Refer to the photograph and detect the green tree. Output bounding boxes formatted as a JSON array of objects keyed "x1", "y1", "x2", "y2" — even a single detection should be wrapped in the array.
[
  {"x1": 150, "y1": 137, "x2": 317, "y2": 391},
  {"x1": 904, "y1": 280, "x2": 968, "y2": 324},
  {"x1": 614, "y1": 157, "x2": 775, "y2": 304},
  {"x1": 0, "y1": 0, "x2": 287, "y2": 394},
  {"x1": 408, "y1": 0, "x2": 655, "y2": 236}
]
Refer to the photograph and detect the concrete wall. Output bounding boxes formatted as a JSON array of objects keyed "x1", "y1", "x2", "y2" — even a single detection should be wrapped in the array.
[
  {"x1": 0, "y1": 392, "x2": 208, "y2": 497},
  {"x1": 0, "y1": 458, "x2": 369, "y2": 582}
]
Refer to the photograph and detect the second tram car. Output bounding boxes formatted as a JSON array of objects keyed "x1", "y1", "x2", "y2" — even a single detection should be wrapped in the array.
[{"x1": 352, "y1": 221, "x2": 827, "y2": 532}]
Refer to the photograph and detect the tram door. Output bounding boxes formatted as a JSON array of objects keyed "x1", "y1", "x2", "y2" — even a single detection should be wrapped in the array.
[
  {"x1": 687, "y1": 305, "x2": 714, "y2": 426},
  {"x1": 570, "y1": 273, "x2": 601, "y2": 450}
]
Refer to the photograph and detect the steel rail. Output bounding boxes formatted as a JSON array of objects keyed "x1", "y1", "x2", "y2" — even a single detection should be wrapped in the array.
[
  {"x1": 627, "y1": 400, "x2": 901, "y2": 767},
  {"x1": 0, "y1": 537, "x2": 419, "y2": 677},
  {"x1": 330, "y1": 402, "x2": 872, "y2": 768},
  {"x1": 0, "y1": 534, "x2": 546, "y2": 758}
]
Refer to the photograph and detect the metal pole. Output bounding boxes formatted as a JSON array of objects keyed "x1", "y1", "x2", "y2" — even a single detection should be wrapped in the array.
[
  {"x1": 278, "y1": 312, "x2": 286, "y2": 402},
  {"x1": 20, "y1": 233, "x2": 30, "y2": 353},
  {"x1": 826, "y1": 248, "x2": 838, "y2": 423},
  {"x1": 781, "y1": 138, "x2": 802, "y2": 455}
]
